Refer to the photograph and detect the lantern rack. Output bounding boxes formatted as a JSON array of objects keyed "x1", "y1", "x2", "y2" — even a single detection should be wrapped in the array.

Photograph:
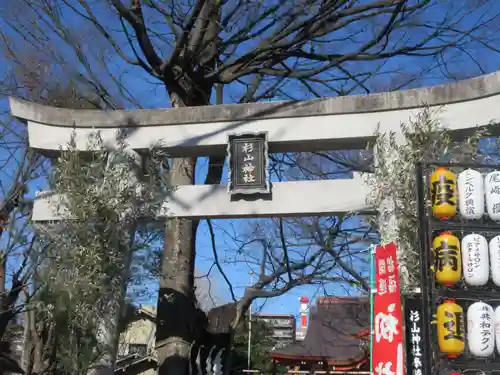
[
  {"x1": 436, "y1": 287, "x2": 500, "y2": 300},
  {"x1": 431, "y1": 221, "x2": 500, "y2": 232},
  {"x1": 452, "y1": 370, "x2": 500, "y2": 375},
  {"x1": 416, "y1": 162, "x2": 500, "y2": 375},
  {"x1": 446, "y1": 359, "x2": 500, "y2": 372}
]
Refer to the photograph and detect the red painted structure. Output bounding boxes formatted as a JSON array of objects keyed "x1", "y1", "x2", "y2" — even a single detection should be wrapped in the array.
[
  {"x1": 271, "y1": 297, "x2": 370, "y2": 374},
  {"x1": 300, "y1": 296, "x2": 309, "y2": 329}
]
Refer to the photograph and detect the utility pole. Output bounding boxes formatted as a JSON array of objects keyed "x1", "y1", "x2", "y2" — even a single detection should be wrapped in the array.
[{"x1": 247, "y1": 271, "x2": 254, "y2": 370}]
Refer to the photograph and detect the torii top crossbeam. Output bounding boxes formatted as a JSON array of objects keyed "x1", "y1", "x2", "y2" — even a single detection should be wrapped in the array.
[{"x1": 9, "y1": 71, "x2": 500, "y2": 221}]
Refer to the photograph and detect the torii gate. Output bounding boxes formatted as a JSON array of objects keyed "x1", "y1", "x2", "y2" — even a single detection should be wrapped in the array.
[
  {"x1": 9, "y1": 71, "x2": 500, "y2": 222},
  {"x1": 8, "y1": 71, "x2": 500, "y2": 375}
]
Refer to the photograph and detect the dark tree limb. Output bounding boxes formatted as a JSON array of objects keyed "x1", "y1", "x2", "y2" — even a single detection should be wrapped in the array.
[{"x1": 110, "y1": 0, "x2": 165, "y2": 74}]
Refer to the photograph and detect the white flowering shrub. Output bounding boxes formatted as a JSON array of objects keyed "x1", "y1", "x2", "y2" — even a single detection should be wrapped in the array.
[
  {"x1": 33, "y1": 131, "x2": 169, "y2": 374},
  {"x1": 365, "y1": 106, "x2": 489, "y2": 292}
]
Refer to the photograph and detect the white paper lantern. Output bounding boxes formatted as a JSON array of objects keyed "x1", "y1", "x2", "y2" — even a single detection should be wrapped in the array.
[
  {"x1": 489, "y1": 236, "x2": 500, "y2": 287},
  {"x1": 462, "y1": 234, "x2": 489, "y2": 286},
  {"x1": 485, "y1": 171, "x2": 500, "y2": 221},
  {"x1": 458, "y1": 169, "x2": 484, "y2": 220},
  {"x1": 494, "y1": 306, "x2": 500, "y2": 354},
  {"x1": 468, "y1": 302, "x2": 494, "y2": 357}
]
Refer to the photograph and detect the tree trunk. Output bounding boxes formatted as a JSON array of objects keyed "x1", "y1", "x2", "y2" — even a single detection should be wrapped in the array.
[
  {"x1": 21, "y1": 286, "x2": 29, "y2": 371},
  {"x1": 0, "y1": 256, "x2": 5, "y2": 334},
  {"x1": 156, "y1": 156, "x2": 203, "y2": 375},
  {"x1": 156, "y1": 79, "x2": 216, "y2": 374},
  {"x1": 0, "y1": 255, "x2": 5, "y2": 297}
]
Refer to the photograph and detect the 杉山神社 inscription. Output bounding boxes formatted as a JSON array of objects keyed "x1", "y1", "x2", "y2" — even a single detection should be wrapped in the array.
[{"x1": 227, "y1": 131, "x2": 270, "y2": 195}]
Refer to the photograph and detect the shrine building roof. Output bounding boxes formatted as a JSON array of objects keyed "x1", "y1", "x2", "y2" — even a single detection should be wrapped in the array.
[{"x1": 271, "y1": 296, "x2": 369, "y2": 365}]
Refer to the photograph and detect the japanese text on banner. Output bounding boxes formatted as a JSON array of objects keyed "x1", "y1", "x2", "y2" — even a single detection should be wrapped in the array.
[{"x1": 373, "y1": 243, "x2": 404, "y2": 375}]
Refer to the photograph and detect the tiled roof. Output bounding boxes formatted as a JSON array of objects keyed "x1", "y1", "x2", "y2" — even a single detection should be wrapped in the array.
[{"x1": 272, "y1": 296, "x2": 369, "y2": 363}]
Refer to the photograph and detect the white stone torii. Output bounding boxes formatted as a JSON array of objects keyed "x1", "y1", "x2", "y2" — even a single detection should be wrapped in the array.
[{"x1": 9, "y1": 71, "x2": 500, "y2": 221}]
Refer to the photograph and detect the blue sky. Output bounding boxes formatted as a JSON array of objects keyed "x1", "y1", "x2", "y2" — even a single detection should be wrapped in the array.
[
  {"x1": 2, "y1": 0, "x2": 500, "y2": 325},
  {"x1": 188, "y1": 159, "x2": 373, "y2": 317}
]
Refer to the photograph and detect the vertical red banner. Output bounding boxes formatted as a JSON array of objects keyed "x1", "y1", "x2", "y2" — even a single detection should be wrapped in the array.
[{"x1": 373, "y1": 242, "x2": 404, "y2": 375}]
